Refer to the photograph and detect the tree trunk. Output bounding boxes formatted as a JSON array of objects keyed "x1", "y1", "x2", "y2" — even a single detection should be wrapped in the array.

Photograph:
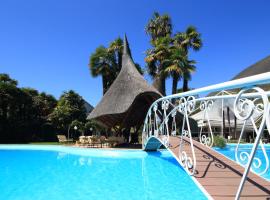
[
  {"x1": 161, "y1": 76, "x2": 166, "y2": 96},
  {"x1": 234, "y1": 115, "x2": 237, "y2": 139},
  {"x1": 222, "y1": 110, "x2": 226, "y2": 138},
  {"x1": 153, "y1": 74, "x2": 166, "y2": 96},
  {"x1": 227, "y1": 107, "x2": 231, "y2": 137},
  {"x1": 182, "y1": 78, "x2": 189, "y2": 92},
  {"x1": 118, "y1": 51, "x2": 122, "y2": 71},
  {"x1": 102, "y1": 75, "x2": 107, "y2": 95},
  {"x1": 172, "y1": 72, "x2": 179, "y2": 95}
]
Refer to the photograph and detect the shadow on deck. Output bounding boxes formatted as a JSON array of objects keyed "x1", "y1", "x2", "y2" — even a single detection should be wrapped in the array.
[{"x1": 145, "y1": 136, "x2": 270, "y2": 200}]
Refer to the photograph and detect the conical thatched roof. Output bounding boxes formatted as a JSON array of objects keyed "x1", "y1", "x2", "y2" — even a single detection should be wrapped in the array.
[
  {"x1": 232, "y1": 55, "x2": 270, "y2": 80},
  {"x1": 87, "y1": 35, "x2": 161, "y2": 128}
]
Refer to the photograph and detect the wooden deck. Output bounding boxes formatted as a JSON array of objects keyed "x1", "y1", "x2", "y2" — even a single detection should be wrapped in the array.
[{"x1": 167, "y1": 136, "x2": 270, "y2": 200}]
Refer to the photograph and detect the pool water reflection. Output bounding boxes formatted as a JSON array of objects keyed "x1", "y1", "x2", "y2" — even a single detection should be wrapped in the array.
[{"x1": 0, "y1": 145, "x2": 207, "y2": 200}]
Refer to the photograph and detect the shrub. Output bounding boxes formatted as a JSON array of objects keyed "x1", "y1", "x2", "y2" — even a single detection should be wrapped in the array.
[{"x1": 213, "y1": 135, "x2": 226, "y2": 148}]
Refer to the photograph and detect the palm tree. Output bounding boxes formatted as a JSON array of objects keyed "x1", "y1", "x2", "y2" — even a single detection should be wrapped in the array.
[
  {"x1": 145, "y1": 36, "x2": 171, "y2": 95},
  {"x1": 182, "y1": 59, "x2": 196, "y2": 91},
  {"x1": 89, "y1": 37, "x2": 144, "y2": 95},
  {"x1": 145, "y1": 12, "x2": 172, "y2": 95},
  {"x1": 89, "y1": 46, "x2": 115, "y2": 95},
  {"x1": 108, "y1": 37, "x2": 123, "y2": 76},
  {"x1": 174, "y1": 26, "x2": 202, "y2": 92},
  {"x1": 164, "y1": 46, "x2": 186, "y2": 95},
  {"x1": 146, "y1": 12, "x2": 172, "y2": 41}
]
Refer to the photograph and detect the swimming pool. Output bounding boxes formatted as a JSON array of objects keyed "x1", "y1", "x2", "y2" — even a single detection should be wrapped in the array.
[
  {"x1": 0, "y1": 145, "x2": 208, "y2": 200},
  {"x1": 214, "y1": 143, "x2": 270, "y2": 181}
]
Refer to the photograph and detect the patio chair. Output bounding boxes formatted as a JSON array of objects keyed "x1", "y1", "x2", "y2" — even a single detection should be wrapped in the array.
[
  {"x1": 100, "y1": 136, "x2": 108, "y2": 148},
  {"x1": 77, "y1": 136, "x2": 88, "y2": 146},
  {"x1": 116, "y1": 136, "x2": 125, "y2": 145},
  {"x1": 85, "y1": 136, "x2": 92, "y2": 147},
  {"x1": 90, "y1": 136, "x2": 101, "y2": 148},
  {"x1": 57, "y1": 135, "x2": 73, "y2": 143},
  {"x1": 107, "y1": 136, "x2": 117, "y2": 147},
  {"x1": 106, "y1": 136, "x2": 125, "y2": 147}
]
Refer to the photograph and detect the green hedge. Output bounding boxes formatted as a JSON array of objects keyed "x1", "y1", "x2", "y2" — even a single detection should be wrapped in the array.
[{"x1": 213, "y1": 135, "x2": 227, "y2": 148}]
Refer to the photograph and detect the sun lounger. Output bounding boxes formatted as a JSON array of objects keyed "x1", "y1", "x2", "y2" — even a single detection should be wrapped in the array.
[
  {"x1": 99, "y1": 136, "x2": 108, "y2": 147},
  {"x1": 57, "y1": 135, "x2": 73, "y2": 143},
  {"x1": 76, "y1": 136, "x2": 88, "y2": 146},
  {"x1": 106, "y1": 136, "x2": 125, "y2": 147}
]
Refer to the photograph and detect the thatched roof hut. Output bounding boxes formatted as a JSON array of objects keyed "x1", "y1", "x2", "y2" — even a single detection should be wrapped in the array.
[{"x1": 87, "y1": 35, "x2": 161, "y2": 129}]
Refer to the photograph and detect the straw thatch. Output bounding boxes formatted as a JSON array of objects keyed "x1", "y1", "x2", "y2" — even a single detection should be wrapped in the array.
[{"x1": 87, "y1": 35, "x2": 161, "y2": 128}]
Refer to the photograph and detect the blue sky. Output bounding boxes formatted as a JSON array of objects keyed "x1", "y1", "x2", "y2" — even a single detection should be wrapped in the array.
[{"x1": 0, "y1": 0, "x2": 269, "y2": 106}]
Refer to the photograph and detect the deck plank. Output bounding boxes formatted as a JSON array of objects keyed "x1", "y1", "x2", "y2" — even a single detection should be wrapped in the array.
[{"x1": 166, "y1": 136, "x2": 270, "y2": 200}]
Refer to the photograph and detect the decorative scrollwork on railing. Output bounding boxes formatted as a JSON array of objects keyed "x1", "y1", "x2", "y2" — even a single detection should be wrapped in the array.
[
  {"x1": 161, "y1": 100, "x2": 170, "y2": 111},
  {"x1": 237, "y1": 151, "x2": 262, "y2": 169},
  {"x1": 199, "y1": 100, "x2": 214, "y2": 147},
  {"x1": 234, "y1": 87, "x2": 270, "y2": 176},
  {"x1": 161, "y1": 134, "x2": 170, "y2": 147},
  {"x1": 266, "y1": 103, "x2": 270, "y2": 136},
  {"x1": 234, "y1": 98, "x2": 255, "y2": 121},
  {"x1": 182, "y1": 130, "x2": 189, "y2": 137},
  {"x1": 164, "y1": 100, "x2": 171, "y2": 146},
  {"x1": 152, "y1": 103, "x2": 159, "y2": 137},
  {"x1": 180, "y1": 151, "x2": 194, "y2": 170},
  {"x1": 178, "y1": 96, "x2": 196, "y2": 115},
  {"x1": 147, "y1": 112, "x2": 152, "y2": 137},
  {"x1": 178, "y1": 96, "x2": 197, "y2": 175},
  {"x1": 171, "y1": 110, "x2": 177, "y2": 136},
  {"x1": 201, "y1": 135, "x2": 212, "y2": 146},
  {"x1": 199, "y1": 100, "x2": 213, "y2": 111}
]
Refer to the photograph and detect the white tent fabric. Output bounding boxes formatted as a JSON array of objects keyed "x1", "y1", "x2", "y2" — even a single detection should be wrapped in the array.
[{"x1": 191, "y1": 98, "x2": 262, "y2": 131}]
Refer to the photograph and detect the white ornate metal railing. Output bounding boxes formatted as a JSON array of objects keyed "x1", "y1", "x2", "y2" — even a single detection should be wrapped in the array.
[{"x1": 142, "y1": 72, "x2": 270, "y2": 200}]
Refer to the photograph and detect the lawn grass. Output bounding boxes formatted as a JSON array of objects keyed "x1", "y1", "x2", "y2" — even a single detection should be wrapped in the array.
[{"x1": 29, "y1": 142, "x2": 60, "y2": 145}]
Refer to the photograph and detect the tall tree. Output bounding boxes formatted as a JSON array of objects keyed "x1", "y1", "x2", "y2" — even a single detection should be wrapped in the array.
[
  {"x1": 145, "y1": 12, "x2": 172, "y2": 95},
  {"x1": 89, "y1": 37, "x2": 143, "y2": 95},
  {"x1": 38, "y1": 92, "x2": 57, "y2": 118},
  {"x1": 108, "y1": 37, "x2": 123, "y2": 74},
  {"x1": 0, "y1": 75, "x2": 21, "y2": 142},
  {"x1": 145, "y1": 36, "x2": 171, "y2": 95},
  {"x1": 174, "y1": 26, "x2": 202, "y2": 92},
  {"x1": 89, "y1": 46, "x2": 115, "y2": 95},
  {"x1": 164, "y1": 46, "x2": 186, "y2": 95},
  {"x1": 49, "y1": 90, "x2": 87, "y2": 133},
  {"x1": 145, "y1": 12, "x2": 172, "y2": 41},
  {"x1": 0, "y1": 73, "x2": 18, "y2": 86},
  {"x1": 0, "y1": 74, "x2": 58, "y2": 143}
]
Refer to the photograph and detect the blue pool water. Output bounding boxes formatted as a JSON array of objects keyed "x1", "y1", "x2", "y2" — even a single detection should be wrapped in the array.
[
  {"x1": 214, "y1": 144, "x2": 270, "y2": 181},
  {"x1": 0, "y1": 145, "x2": 207, "y2": 200}
]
